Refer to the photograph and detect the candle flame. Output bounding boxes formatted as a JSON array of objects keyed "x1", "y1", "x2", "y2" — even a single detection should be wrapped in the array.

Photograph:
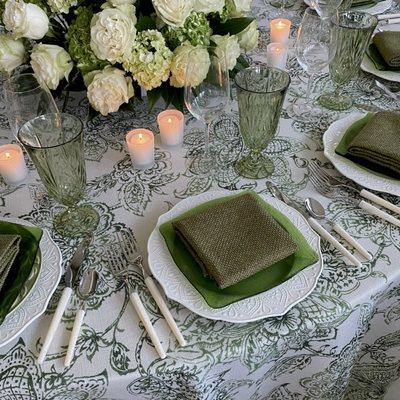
[
  {"x1": 138, "y1": 133, "x2": 143, "y2": 140},
  {"x1": 167, "y1": 117, "x2": 172, "y2": 123},
  {"x1": 4, "y1": 152, "x2": 10, "y2": 159}
]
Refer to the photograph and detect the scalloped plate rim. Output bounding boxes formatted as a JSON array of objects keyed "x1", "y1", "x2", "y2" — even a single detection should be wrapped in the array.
[
  {"x1": 147, "y1": 190, "x2": 323, "y2": 323},
  {"x1": 304, "y1": 0, "x2": 392, "y2": 14}
]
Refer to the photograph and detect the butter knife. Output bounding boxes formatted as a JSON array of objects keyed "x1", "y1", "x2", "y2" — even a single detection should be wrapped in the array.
[{"x1": 37, "y1": 233, "x2": 93, "y2": 364}]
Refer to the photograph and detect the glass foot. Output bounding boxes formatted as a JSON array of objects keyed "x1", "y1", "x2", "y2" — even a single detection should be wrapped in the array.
[
  {"x1": 290, "y1": 101, "x2": 313, "y2": 116},
  {"x1": 318, "y1": 92, "x2": 352, "y2": 111},
  {"x1": 235, "y1": 154, "x2": 274, "y2": 179},
  {"x1": 54, "y1": 204, "x2": 99, "y2": 237},
  {"x1": 270, "y1": 0, "x2": 296, "y2": 8}
]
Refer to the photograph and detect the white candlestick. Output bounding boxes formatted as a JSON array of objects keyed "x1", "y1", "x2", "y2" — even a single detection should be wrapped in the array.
[
  {"x1": 0, "y1": 144, "x2": 28, "y2": 185},
  {"x1": 266, "y1": 43, "x2": 289, "y2": 70},
  {"x1": 126, "y1": 129, "x2": 154, "y2": 169},
  {"x1": 270, "y1": 18, "x2": 291, "y2": 44},
  {"x1": 157, "y1": 110, "x2": 184, "y2": 147}
]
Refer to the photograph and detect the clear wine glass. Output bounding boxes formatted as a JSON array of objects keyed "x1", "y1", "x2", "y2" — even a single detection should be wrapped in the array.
[
  {"x1": 291, "y1": 8, "x2": 337, "y2": 116},
  {"x1": 312, "y1": 0, "x2": 343, "y2": 18},
  {"x1": 184, "y1": 49, "x2": 230, "y2": 174}
]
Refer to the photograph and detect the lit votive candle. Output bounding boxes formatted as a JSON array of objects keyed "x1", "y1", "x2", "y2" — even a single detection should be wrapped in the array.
[
  {"x1": 126, "y1": 129, "x2": 154, "y2": 169},
  {"x1": 270, "y1": 18, "x2": 291, "y2": 44},
  {"x1": 157, "y1": 110, "x2": 184, "y2": 147},
  {"x1": 0, "y1": 144, "x2": 28, "y2": 185},
  {"x1": 266, "y1": 43, "x2": 289, "y2": 70}
]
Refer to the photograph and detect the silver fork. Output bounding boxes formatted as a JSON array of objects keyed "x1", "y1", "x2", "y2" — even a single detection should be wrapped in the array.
[
  {"x1": 106, "y1": 237, "x2": 166, "y2": 359},
  {"x1": 309, "y1": 159, "x2": 400, "y2": 215},
  {"x1": 308, "y1": 160, "x2": 400, "y2": 228}
]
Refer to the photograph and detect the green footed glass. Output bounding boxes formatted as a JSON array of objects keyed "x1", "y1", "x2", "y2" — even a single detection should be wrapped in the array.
[
  {"x1": 318, "y1": 11, "x2": 377, "y2": 111},
  {"x1": 234, "y1": 65, "x2": 291, "y2": 179},
  {"x1": 18, "y1": 113, "x2": 99, "y2": 237}
]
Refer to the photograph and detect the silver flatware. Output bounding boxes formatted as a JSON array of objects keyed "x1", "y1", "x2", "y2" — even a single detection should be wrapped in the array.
[
  {"x1": 65, "y1": 269, "x2": 98, "y2": 367},
  {"x1": 375, "y1": 80, "x2": 400, "y2": 101},
  {"x1": 305, "y1": 197, "x2": 372, "y2": 261},
  {"x1": 106, "y1": 238, "x2": 167, "y2": 359},
  {"x1": 37, "y1": 233, "x2": 93, "y2": 364}
]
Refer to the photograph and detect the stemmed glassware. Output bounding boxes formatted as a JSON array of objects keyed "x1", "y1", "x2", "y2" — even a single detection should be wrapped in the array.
[
  {"x1": 312, "y1": 0, "x2": 343, "y2": 17},
  {"x1": 184, "y1": 48, "x2": 230, "y2": 174},
  {"x1": 4, "y1": 73, "x2": 59, "y2": 139},
  {"x1": 291, "y1": 8, "x2": 338, "y2": 116}
]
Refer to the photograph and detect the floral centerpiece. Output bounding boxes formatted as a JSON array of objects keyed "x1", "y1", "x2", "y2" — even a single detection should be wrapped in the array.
[{"x1": 0, "y1": 0, "x2": 259, "y2": 115}]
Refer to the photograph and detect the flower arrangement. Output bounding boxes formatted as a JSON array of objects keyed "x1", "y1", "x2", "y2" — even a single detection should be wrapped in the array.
[{"x1": 0, "y1": 0, "x2": 259, "y2": 116}]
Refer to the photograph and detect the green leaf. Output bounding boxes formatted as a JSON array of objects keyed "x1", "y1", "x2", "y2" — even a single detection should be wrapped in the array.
[
  {"x1": 170, "y1": 88, "x2": 184, "y2": 111},
  {"x1": 147, "y1": 86, "x2": 162, "y2": 109},
  {"x1": 212, "y1": 17, "x2": 254, "y2": 36},
  {"x1": 136, "y1": 16, "x2": 156, "y2": 31}
]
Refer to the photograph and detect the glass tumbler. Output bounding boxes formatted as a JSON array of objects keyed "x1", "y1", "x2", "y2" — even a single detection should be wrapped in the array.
[
  {"x1": 18, "y1": 113, "x2": 99, "y2": 237},
  {"x1": 234, "y1": 65, "x2": 291, "y2": 179},
  {"x1": 4, "y1": 73, "x2": 59, "y2": 139},
  {"x1": 318, "y1": 11, "x2": 377, "y2": 110}
]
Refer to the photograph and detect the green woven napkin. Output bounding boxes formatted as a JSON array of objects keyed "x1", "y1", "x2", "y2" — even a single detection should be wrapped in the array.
[
  {"x1": 352, "y1": 0, "x2": 382, "y2": 7},
  {"x1": 0, "y1": 221, "x2": 42, "y2": 324},
  {"x1": 336, "y1": 112, "x2": 400, "y2": 178},
  {"x1": 160, "y1": 191, "x2": 319, "y2": 308},
  {"x1": 372, "y1": 32, "x2": 400, "y2": 69},
  {"x1": 0, "y1": 235, "x2": 21, "y2": 291}
]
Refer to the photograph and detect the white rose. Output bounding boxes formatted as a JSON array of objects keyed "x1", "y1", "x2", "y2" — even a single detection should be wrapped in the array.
[
  {"x1": 105, "y1": 0, "x2": 135, "y2": 6},
  {"x1": 152, "y1": 0, "x2": 193, "y2": 27},
  {"x1": 0, "y1": 34, "x2": 25, "y2": 74},
  {"x1": 170, "y1": 44, "x2": 210, "y2": 88},
  {"x1": 3, "y1": 0, "x2": 49, "y2": 40},
  {"x1": 30, "y1": 44, "x2": 73, "y2": 90},
  {"x1": 233, "y1": 0, "x2": 252, "y2": 13},
  {"x1": 90, "y1": 4, "x2": 137, "y2": 63},
  {"x1": 194, "y1": 0, "x2": 224, "y2": 13},
  {"x1": 236, "y1": 20, "x2": 259, "y2": 52},
  {"x1": 47, "y1": 0, "x2": 77, "y2": 13},
  {"x1": 211, "y1": 34, "x2": 241, "y2": 71},
  {"x1": 86, "y1": 66, "x2": 134, "y2": 116}
]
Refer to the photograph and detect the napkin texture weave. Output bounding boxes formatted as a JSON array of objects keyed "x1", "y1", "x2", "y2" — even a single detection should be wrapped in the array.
[
  {"x1": 172, "y1": 192, "x2": 299, "y2": 289},
  {"x1": 0, "y1": 235, "x2": 21, "y2": 291},
  {"x1": 373, "y1": 31, "x2": 400, "y2": 68}
]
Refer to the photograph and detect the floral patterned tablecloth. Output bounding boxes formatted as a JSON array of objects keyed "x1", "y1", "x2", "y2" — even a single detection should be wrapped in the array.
[{"x1": 1, "y1": 1, "x2": 400, "y2": 399}]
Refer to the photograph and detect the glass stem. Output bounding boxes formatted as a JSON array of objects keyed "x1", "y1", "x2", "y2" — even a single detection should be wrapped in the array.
[
  {"x1": 305, "y1": 73, "x2": 315, "y2": 105},
  {"x1": 333, "y1": 84, "x2": 343, "y2": 97},
  {"x1": 204, "y1": 122, "x2": 211, "y2": 159}
]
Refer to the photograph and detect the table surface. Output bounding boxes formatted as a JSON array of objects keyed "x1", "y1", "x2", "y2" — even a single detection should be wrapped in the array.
[{"x1": 1, "y1": 1, "x2": 400, "y2": 399}]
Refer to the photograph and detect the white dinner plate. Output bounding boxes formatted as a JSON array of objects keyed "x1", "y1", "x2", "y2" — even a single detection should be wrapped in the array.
[
  {"x1": 361, "y1": 24, "x2": 400, "y2": 82},
  {"x1": 303, "y1": 0, "x2": 392, "y2": 14},
  {"x1": 147, "y1": 190, "x2": 323, "y2": 323},
  {"x1": 323, "y1": 112, "x2": 400, "y2": 196},
  {"x1": 0, "y1": 218, "x2": 62, "y2": 347}
]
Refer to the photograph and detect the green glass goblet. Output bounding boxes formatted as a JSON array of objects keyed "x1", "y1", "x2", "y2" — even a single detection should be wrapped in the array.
[
  {"x1": 18, "y1": 113, "x2": 99, "y2": 237},
  {"x1": 234, "y1": 65, "x2": 291, "y2": 179},
  {"x1": 318, "y1": 11, "x2": 377, "y2": 111}
]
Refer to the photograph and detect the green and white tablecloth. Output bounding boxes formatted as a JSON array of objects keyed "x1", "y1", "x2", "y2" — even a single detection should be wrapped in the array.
[{"x1": 1, "y1": 1, "x2": 400, "y2": 399}]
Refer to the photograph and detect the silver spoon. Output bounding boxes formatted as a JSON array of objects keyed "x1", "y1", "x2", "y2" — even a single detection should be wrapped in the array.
[
  {"x1": 375, "y1": 80, "x2": 400, "y2": 101},
  {"x1": 65, "y1": 269, "x2": 99, "y2": 367},
  {"x1": 305, "y1": 197, "x2": 372, "y2": 261}
]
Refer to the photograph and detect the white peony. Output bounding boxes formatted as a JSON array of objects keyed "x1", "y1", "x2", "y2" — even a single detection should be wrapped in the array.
[
  {"x1": 194, "y1": 0, "x2": 224, "y2": 13},
  {"x1": 86, "y1": 66, "x2": 134, "y2": 116},
  {"x1": 211, "y1": 34, "x2": 241, "y2": 71},
  {"x1": 170, "y1": 44, "x2": 210, "y2": 88},
  {"x1": 104, "y1": 0, "x2": 136, "y2": 5},
  {"x1": 0, "y1": 34, "x2": 25, "y2": 74},
  {"x1": 90, "y1": 4, "x2": 137, "y2": 63},
  {"x1": 236, "y1": 20, "x2": 259, "y2": 51},
  {"x1": 152, "y1": 0, "x2": 193, "y2": 27},
  {"x1": 3, "y1": 0, "x2": 49, "y2": 40},
  {"x1": 47, "y1": 0, "x2": 77, "y2": 13},
  {"x1": 233, "y1": 0, "x2": 252, "y2": 13},
  {"x1": 30, "y1": 44, "x2": 73, "y2": 90}
]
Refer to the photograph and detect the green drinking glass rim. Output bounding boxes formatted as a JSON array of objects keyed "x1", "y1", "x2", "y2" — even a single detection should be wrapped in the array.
[
  {"x1": 234, "y1": 66, "x2": 291, "y2": 94},
  {"x1": 5, "y1": 73, "x2": 44, "y2": 94},
  {"x1": 18, "y1": 113, "x2": 84, "y2": 150},
  {"x1": 334, "y1": 11, "x2": 378, "y2": 30}
]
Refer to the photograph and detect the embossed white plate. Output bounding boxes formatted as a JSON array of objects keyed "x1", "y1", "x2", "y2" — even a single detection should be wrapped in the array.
[
  {"x1": 361, "y1": 25, "x2": 400, "y2": 83},
  {"x1": 0, "y1": 218, "x2": 62, "y2": 347},
  {"x1": 148, "y1": 190, "x2": 323, "y2": 323},
  {"x1": 323, "y1": 112, "x2": 400, "y2": 196},
  {"x1": 303, "y1": 0, "x2": 391, "y2": 14}
]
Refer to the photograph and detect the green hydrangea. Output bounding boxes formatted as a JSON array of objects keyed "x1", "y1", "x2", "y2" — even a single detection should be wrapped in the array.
[
  {"x1": 123, "y1": 29, "x2": 172, "y2": 90},
  {"x1": 67, "y1": 7, "x2": 107, "y2": 75},
  {"x1": 219, "y1": 0, "x2": 236, "y2": 22},
  {"x1": 164, "y1": 12, "x2": 212, "y2": 49}
]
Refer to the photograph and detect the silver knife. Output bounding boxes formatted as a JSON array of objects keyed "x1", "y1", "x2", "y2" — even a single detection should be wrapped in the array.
[{"x1": 37, "y1": 234, "x2": 93, "y2": 364}]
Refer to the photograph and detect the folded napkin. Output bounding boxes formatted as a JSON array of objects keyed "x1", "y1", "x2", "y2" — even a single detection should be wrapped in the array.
[
  {"x1": 336, "y1": 112, "x2": 400, "y2": 178},
  {"x1": 160, "y1": 191, "x2": 319, "y2": 308},
  {"x1": 0, "y1": 235, "x2": 21, "y2": 291},
  {"x1": 0, "y1": 221, "x2": 42, "y2": 324},
  {"x1": 172, "y1": 192, "x2": 299, "y2": 289},
  {"x1": 372, "y1": 31, "x2": 400, "y2": 68},
  {"x1": 351, "y1": 0, "x2": 382, "y2": 7}
]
